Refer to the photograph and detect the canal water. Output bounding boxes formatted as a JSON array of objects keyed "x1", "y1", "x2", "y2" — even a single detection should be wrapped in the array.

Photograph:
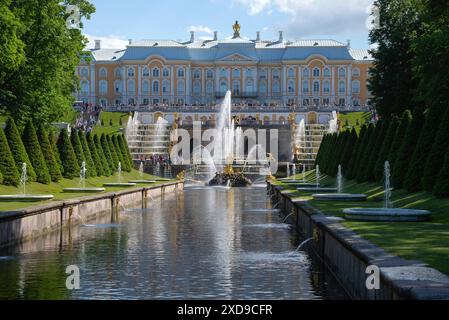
[{"x1": 0, "y1": 184, "x2": 346, "y2": 300}]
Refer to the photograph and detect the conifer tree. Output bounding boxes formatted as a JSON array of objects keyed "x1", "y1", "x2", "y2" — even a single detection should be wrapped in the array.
[
  {"x1": 357, "y1": 123, "x2": 380, "y2": 182},
  {"x1": 22, "y1": 121, "x2": 51, "y2": 184},
  {"x1": 364, "y1": 119, "x2": 390, "y2": 182},
  {"x1": 4, "y1": 118, "x2": 37, "y2": 182},
  {"x1": 341, "y1": 128, "x2": 358, "y2": 174},
  {"x1": 78, "y1": 131, "x2": 96, "y2": 178},
  {"x1": 388, "y1": 110, "x2": 412, "y2": 170},
  {"x1": 0, "y1": 127, "x2": 20, "y2": 186},
  {"x1": 87, "y1": 133, "x2": 104, "y2": 176},
  {"x1": 119, "y1": 135, "x2": 134, "y2": 170},
  {"x1": 94, "y1": 135, "x2": 111, "y2": 176},
  {"x1": 422, "y1": 108, "x2": 449, "y2": 192},
  {"x1": 49, "y1": 131, "x2": 63, "y2": 175},
  {"x1": 57, "y1": 129, "x2": 80, "y2": 179},
  {"x1": 374, "y1": 117, "x2": 400, "y2": 181},
  {"x1": 101, "y1": 134, "x2": 115, "y2": 172},
  {"x1": 107, "y1": 134, "x2": 119, "y2": 171},
  {"x1": 70, "y1": 129, "x2": 86, "y2": 171},
  {"x1": 346, "y1": 125, "x2": 367, "y2": 180},
  {"x1": 0, "y1": 172, "x2": 3, "y2": 185},
  {"x1": 36, "y1": 124, "x2": 62, "y2": 182},
  {"x1": 392, "y1": 107, "x2": 425, "y2": 189},
  {"x1": 404, "y1": 105, "x2": 445, "y2": 192},
  {"x1": 112, "y1": 135, "x2": 127, "y2": 171},
  {"x1": 434, "y1": 146, "x2": 449, "y2": 198}
]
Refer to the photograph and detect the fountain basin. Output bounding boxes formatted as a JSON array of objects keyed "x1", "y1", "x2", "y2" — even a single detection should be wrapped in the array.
[
  {"x1": 313, "y1": 194, "x2": 368, "y2": 201},
  {"x1": 128, "y1": 180, "x2": 157, "y2": 184},
  {"x1": 103, "y1": 183, "x2": 137, "y2": 187},
  {"x1": 0, "y1": 195, "x2": 54, "y2": 202},
  {"x1": 344, "y1": 208, "x2": 431, "y2": 222},
  {"x1": 154, "y1": 178, "x2": 171, "y2": 182},
  {"x1": 297, "y1": 187, "x2": 337, "y2": 193},
  {"x1": 286, "y1": 183, "x2": 321, "y2": 188},
  {"x1": 63, "y1": 188, "x2": 105, "y2": 193}
]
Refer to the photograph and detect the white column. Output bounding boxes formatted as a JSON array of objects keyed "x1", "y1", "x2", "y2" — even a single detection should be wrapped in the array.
[
  {"x1": 347, "y1": 65, "x2": 352, "y2": 107},
  {"x1": 331, "y1": 66, "x2": 335, "y2": 98},
  {"x1": 170, "y1": 66, "x2": 175, "y2": 103},
  {"x1": 242, "y1": 67, "x2": 246, "y2": 96},
  {"x1": 282, "y1": 65, "x2": 287, "y2": 97},
  {"x1": 90, "y1": 63, "x2": 96, "y2": 105},
  {"x1": 254, "y1": 67, "x2": 258, "y2": 96},
  {"x1": 186, "y1": 65, "x2": 191, "y2": 104},
  {"x1": 227, "y1": 68, "x2": 231, "y2": 91},
  {"x1": 122, "y1": 65, "x2": 127, "y2": 104},
  {"x1": 138, "y1": 65, "x2": 142, "y2": 104},
  {"x1": 268, "y1": 68, "x2": 272, "y2": 97},
  {"x1": 298, "y1": 66, "x2": 302, "y2": 106}
]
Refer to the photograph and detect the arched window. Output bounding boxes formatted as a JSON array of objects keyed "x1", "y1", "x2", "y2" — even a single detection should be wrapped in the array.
[
  {"x1": 233, "y1": 68, "x2": 241, "y2": 78},
  {"x1": 163, "y1": 68, "x2": 170, "y2": 77},
  {"x1": 177, "y1": 80, "x2": 185, "y2": 95},
  {"x1": 142, "y1": 80, "x2": 150, "y2": 94},
  {"x1": 246, "y1": 79, "x2": 254, "y2": 93},
  {"x1": 339, "y1": 80, "x2": 346, "y2": 93},
  {"x1": 232, "y1": 80, "x2": 240, "y2": 95},
  {"x1": 80, "y1": 67, "x2": 88, "y2": 78},
  {"x1": 81, "y1": 80, "x2": 89, "y2": 94},
  {"x1": 313, "y1": 68, "x2": 320, "y2": 77},
  {"x1": 352, "y1": 67, "x2": 360, "y2": 77},
  {"x1": 324, "y1": 67, "x2": 331, "y2": 78},
  {"x1": 162, "y1": 80, "x2": 169, "y2": 94},
  {"x1": 272, "y1": 80, "x2": 280, "y2": 94},
  {"x1": 259, "y1": 69, "x2": 267, "y2": 79},
  {"x1": 99, "y1": 80, "x2": 108, "y2": 94},
  {"x1": 323, "y1": 80, "x2": 331, "y2": 94},
  {"x1": 193, "y1": 81, "x2": 201, "y2": 96},
  {"x1": 220, "y1": 68, "x2": 227, "y2": 78},
  {"x1": 313, "y1": 80, "x2": 320, "y2": 93},
  {"x1": 114, "y1": 80, "x2": 122, "y2": 93},
  {"x1": 339, "y1": 67, "x2": 346, "y2": 78},
  {"x1": 193, "y1": 69, "x2": 201, "y2": 79},
  {"x1": 152, "y1": 80, "x2": 160, "y2": 94},
  {"x1": 288, "y1": 80, "x2": 295, "y2": 94},
  {"x1": 115, "y1": 68, "x2": 122, "y2": 78},
  {"x1": 178, "y1": 68, "x2": 185, "y2": 78},
  {"x1": 99, "y1": 68, "x2": 107, "y2": 77},
  {"x1": 128, "y1": 80, "x2": 136, "y2": 93},
  {"x1": 206, "y1": 81, "x2": 214, "y2": 95},
  {"x1": 220, "y1": 81, "x2": 227, "y2": 93},
  {"x1": 100, "y1": 99, "x2": 108, "y2": 107},
  {"x1": 207, "y1": 69, "x2": 214, "y2": 79},
  {"x1": 352, "y1": 80, "x2": 360, "y2": 93},
  {"x1": 288, "y1": 68, "x2": 295, "y2": 78},
  {"x1": 259, "y1": 81, "x2": 267, "y2": 94},
  {"x1": 152, "y1": 68, "x2": 160, "y2": 78},
  {"x1": 128, "y1": 67, "x2": 135, "y2": 77},
  {"x1": 302, "y1": 68, "x2": 310, "y2": 78},
  {"x1": 302, "y1": 80, "x2": 309, "y2": 93},
  {"x1": 246, "y1": 68, "x2": 253, "y2": 77},
  {"x1": 143, "y1": 67, "x2": 150, "y2": 77},
  {"x1": 272, "y1": 69, "x2": 280, "y2": 79}
]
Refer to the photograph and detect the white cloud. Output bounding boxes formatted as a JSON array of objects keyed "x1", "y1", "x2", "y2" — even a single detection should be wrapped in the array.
[
  {"x1": 235, "y1": 0, "x2": 374, "y2": 38},
  {"x1": 189, "y1": 25, "x2": 214, "y2": 34},
  {"x1": 84, "y1": 34, "x2": 128, "y2": 49}
]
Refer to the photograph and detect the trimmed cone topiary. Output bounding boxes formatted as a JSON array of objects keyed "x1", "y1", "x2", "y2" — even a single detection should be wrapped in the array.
[
  {"x1": 57, "y1": 129, "x2": 80, "y2": 179},
  {"x1": 364, "y1": 119, "x2": 390, "y2": 182},
  {"x1": 0, "y1": 172, "x2": 3, "y2": 185},
  {"x1": 119, "y1": 135, "x2": 134, "y2": 171},
  {"x1": 341, "y1": 128, "x2": 358, "y2": 174},
  {"x1": 94, "y1": 134, "x2": 111, "y2": 176},
  {"x1": 374, "y1": 117, "x2": 400, "y2": 182},
  {"x1": 4, "y1": 118, "x2": 37, "y2": 182},
  {"x1": 422, "y1": 107, "x2": 449, "y2": 192},
  {"x1": 0, "y1": 127, "x2": 20, "y2": 186},
  {"x1": 346, "y1": 125, "x2": 366, "y2": 180},
  {"x1": 404, "y1": 105, "x2": 445, "y2": 192},
  {"x1": 49, "y1": 132, "x2": 64, "y2": 175},
  {"x1": 70, "y1": 129, "x2": 86, "y2": 171},
  {"x1": 112, "y1": 135, "x2": 127, "y2": 171},
  {"x1": 22, "y1": 121, "x2": 51, "y2": 184},
  {"x1": 107, "y1": 135, "x2": 119, "y2": 171},
  {"x1": 388, "y1": 111, "x2": 412, "y2": 172},
  {"x1": 101, "y1": 134, "x2": 115, "y2": 172},
  {"x1": 78, "y1": 131, "x2": 96, "y2": 178},
  {"x1": 434, "y1": 146, "x2": 449, "y2": 198},
  {"x1": 356, "y1": 123, "x2": 378, "y2": 182},
  {"x1": 87, "y1": 132, "x2": 104, "y2": 176},
  {"x1": 37, "y1": 124, "x2": 62, "y2": 182}
]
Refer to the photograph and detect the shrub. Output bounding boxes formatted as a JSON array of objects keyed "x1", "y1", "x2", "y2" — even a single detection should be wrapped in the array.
[
  {"x1": 388, "y1": 111, "x2": 412, "y2": 170},
  {"x1": 57, "y1": 129, "x2": 80, "y2": 179},
  {"x1": 346, "y1": 125, "x2": 367, "y2": 180},
  {"x1": 434, "y1": 146, "x2": 449, "y2": 197},
  {"x1": 101, "y1": 134, "x2": 115, "y2": 172},
  {"x1": 87, "y1": 133, "x2": 104, "y2": 176},
  {"x1": 365, "y1": 119, "x2": 390, "y2": 182},
  {"x1": 49, "y1": 132, "x2": 63, "y2": 175},
  {"x1": 4, "y1": 118, "x2": 37, "y2": 182},
  {"x1": 107, "y1": 135, "x2": 119, "y2": 171},
  {"x1": 374, "y1": 117, "x2": 400, "y2": 181},
  {"x1": 22, "y1": 121, "x2": 51, "y2": 184},
  {"x1": 341, "y1": 128, "x2": 358, "y2": 174},
  {"x1": 70, "y1": 129, "x2": 86, "y2": 169},
  {"x1": 0, "y1": 127, "x2": 20, "y2": 186},
  {"x1": 37, "y1": 124, "x2": 62, "y2": 182},
  {"x1": 118, "y1": 135, "x2": 134, "y2": 171},
  {"x1": 112, "y1": 135, "x2": 128, "y2": 171},
  {"x1": 357, "y1": 123, "x2": 380, "y2": 182},
  {"x1": 94, "y1": 135, "x2": 111, "y2": 176},
  {"x1": 78, "y1": 131, "x2": 96, "y2": 178}
]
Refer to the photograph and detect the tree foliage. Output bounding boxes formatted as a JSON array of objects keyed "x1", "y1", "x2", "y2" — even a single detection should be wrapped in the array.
[
  {"x1": 0, "y1": 127, "x2": 20, "y2": 186},
  {"x1": 37, "y1": 124, "x2": 62, "y2": 182},
  {"x1": 22, "y1": 121, "x2": 51, "y2": 184},
  {"x1": 57, "y1": 128, "x2": 79, "y2": 179}
]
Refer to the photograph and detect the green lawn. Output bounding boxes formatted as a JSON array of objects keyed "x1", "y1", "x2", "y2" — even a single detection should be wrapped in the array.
[
  {"x1": 0, "y1": 170, "x2": 175, "y2": 212},
  {"x1": 93, "y1": 112, "x2": 130, "y2": 135},
  {"x1": 339, "y1": 112, "x2": 372, "y2": 133},
  {"x1": 275, "y1": 171, "x2": 449, "y2": 275}
]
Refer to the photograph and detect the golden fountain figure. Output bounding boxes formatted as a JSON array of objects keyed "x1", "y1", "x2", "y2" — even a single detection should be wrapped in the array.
[{"x1": 233, "y1": 20, "x2": 241, "y2": 38}]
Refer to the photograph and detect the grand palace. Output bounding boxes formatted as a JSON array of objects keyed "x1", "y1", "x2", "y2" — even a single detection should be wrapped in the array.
[{"x1": 75, "y1": 22, "x2": 373, "y2": 165}]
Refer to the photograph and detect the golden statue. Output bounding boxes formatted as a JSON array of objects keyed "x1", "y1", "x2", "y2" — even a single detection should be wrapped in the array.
[{"x1": 233, "y1": 20, "x2": 241, "y2": 38}]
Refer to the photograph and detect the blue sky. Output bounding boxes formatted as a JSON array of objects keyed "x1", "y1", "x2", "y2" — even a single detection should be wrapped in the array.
[{"x1": 83, "y1": 0, "x2": 374, "y2": 49}]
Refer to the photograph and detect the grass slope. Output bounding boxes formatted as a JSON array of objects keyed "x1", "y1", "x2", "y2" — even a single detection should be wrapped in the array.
[
  {"x1": 274, "y1": 171, "x2": 449, "y2": 275},
  {"x1": 339, "y1": 112, "x2": 372, "y2": 133},
  {"x1": 94, "y1": 112, "x2": 130, "y2": 135}
]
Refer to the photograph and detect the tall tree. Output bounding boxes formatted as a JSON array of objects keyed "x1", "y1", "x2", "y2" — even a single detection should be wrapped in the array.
[
  {"x1": 388, "y1": 110, "x2": 412, "y2": 168},
  {"x1": 94, "y1": 134, "x2": 111, "y2": 176},
  {"x1": 341, "y1": 128, "x2": 358, "y2": 174},
  {"x1": 36, "y1": 124, "x2": 62, "y2": 182},
  {"x1": 346, "y1": 125, "x2": 367, "y2": 180},
  {"x1": 70, "y1": 128, "x2": 86, "y2": 169},
  {"x1": 374, "y1": 116, "x2": 400, "y2": 181},
  {"x1": 107, "y1": 135, "x2": 119, "y2": 171},
  {"x1": 101, "y1": 134, "x2": 115, "y2": 172},
  {"x1": 0, "y1": 127, "x2": 20, "y2": 186},
  {"x1": 87, "y1": 132, "x2": 104, "y2": 176},
  {"x1": 78, "y1": 130, "x2": 96, "y2": 178},
  {"x1": 22, "y1": 121, "x2": 51, "y2": 184},
  {"x1": 57, "y1": 128, "x2": 79, "y2": 179}
]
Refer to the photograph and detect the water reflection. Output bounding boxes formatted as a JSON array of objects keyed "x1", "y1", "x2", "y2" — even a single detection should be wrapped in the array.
[{"x1": 0, "y1": 185, "x2": 344, "y2": 300}]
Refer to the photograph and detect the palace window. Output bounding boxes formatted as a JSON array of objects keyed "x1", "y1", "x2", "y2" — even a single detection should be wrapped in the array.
[
  {"x1": 246, "y1": 68, "x2": 253, "y2": 77},
  {"x1": 303, "y1": 98, "x2": 310, "y2": 106},
  {"x1": 152, "y1": 68, "x2": 160, "y2": 78},
  {"x1": 206, "y1": 69, "x2": 214, "y2": 79},
  {"x1": 220, "y1": 68, "x2": 227, "y2": 78},
  {"x1": 302, "y1": 68, "x2": 310, "y2": 78},
  {"x1": 313, "y1": 81, "x2": 320, "y2": 94},
  {"x1": 259, "y1": 81, "x2": 267, "y2": 95},
  {"x1": 193, "y1": 81, "x2": 201, "y2": 96},
  {"x1": 220, "y1": 81, "x2": 227, "y2": 93},
  {"x1": 339, "y1": 67, "x2": 346, "y2": 78},
  {"x1": 143, "y1": 98, "x2": 149, "y2": 105},
  {"x1": 302, "y1": 81, "x2": 309, "y2": 94},
  {"x1": 114, "y1": 80, "x2": 122, "y2": 93},
  {"x1": 288, "y1": 80, "x2": 295, "y2": 94},
  {"x1": 272, "y1": 80, "x2": 280, "y2": 94},
  {"x1": 128, "y1": 67, "x2": 135, "y2": 77},
  {"x1": 128, "y1": 98, "x2": 135, "y2": 105},
  {"x1": 323, "y1": 80, "x2": 330, "y2": 94},
  {"x1": 99, "y1": 68, "x2": 107, "y2": 77},
  {"x1": 80, "y1": 67, "x2": 88, "y2": 77},
  {"x1": 178, "y1": 68, "x2": 185, "y2": 78},
  {"x1": 352, "y1": 80, "x2": 360, "y2": 94},
  {"x1": 233, "y1": 80, "x2": 241, "y2": 95},
  {"x1": 142, "y1": 80, "x2": 150, "y2": 94},
  {"x1": 353, "y1": 99, "x2": 360, "y2": 106},
  {"x1": 246, "y1": 79, "x2": 254, "y2": 93},
  {"x1": 323, "y1": 98, "x2": 330, "y2": 106},
  {"x1": 324, "y1": 68, "x2": 331, "y2": 78},
  {"x1": 339, "y1": 98, "x2": 346, "y2": 106},
  {"x1": 352, "y1": 68, "x2": 361, "y2": 77},
  {"x1": 81, "y1": 80, "x2": 89, "y2": 94},
  {"x1": 259, "y1": 69, "x2": 267, "y2": 79},
  {"x1": 313, "y1": 68, "x2": 320, "y2": 78},
  {"x1": 288, "y1": 68, "x2": 295, "y2": 78},
  {"x1": 115, "y1": 68, "x2": 122, "y2": 78},
  {"x1": 143, "y1": 67, "x2": 150, "y2": 77},
  {"x1": 162, "y1": 80, "x2": 169, "y2": 94},
  {"x1": 177, "y1": 80, "x2": 185, "y2": 95},
  {"x1": 99, "y1": 80, "x2": 108, "y2": 94},
  {"x1": 163, "y1": 68, "x2": 170, "y2": 77},
  {"x1": 339, "y1": 80, "x2": 346, "y2": 94},
  {"x1": 193, "y1": 69, "x2": 201, "y2": 79},
  {"x1": 206, "y1": 81, "x2": 214, "y2": 95},
  {"x1": 153, "y1": 80, "x2": 160, "y2": 94},
  {"x1": 100, "y1": 99, "x2": 108, "y2": 107},
  {"x1": 233, "y1": 68, "x2": 241, "y2": 78},
  {"x1": 128, "y1": 80, "x2": 136, "y2": 93},
  {"x1": 273, "y1": 69, "x2": 280, "y2": 80}
]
